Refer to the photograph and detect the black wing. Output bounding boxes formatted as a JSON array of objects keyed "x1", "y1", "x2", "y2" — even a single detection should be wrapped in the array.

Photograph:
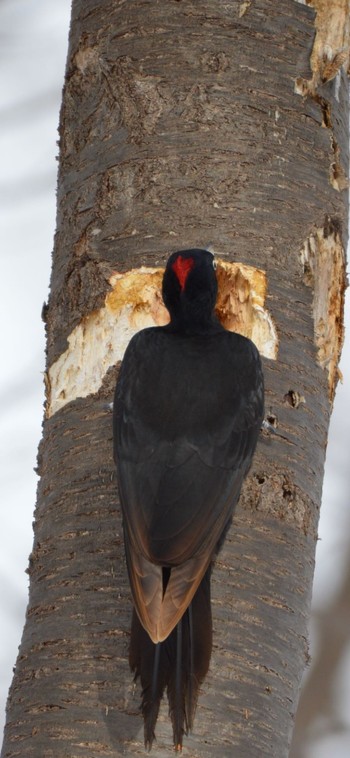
[{"x1": 114, "y1": 327, "x2": 264, "y2": 642}]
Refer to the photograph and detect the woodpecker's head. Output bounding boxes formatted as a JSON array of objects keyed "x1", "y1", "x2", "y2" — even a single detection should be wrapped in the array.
[{"x1": 162, "y1": 249, "x2": 218, "y2": 328}]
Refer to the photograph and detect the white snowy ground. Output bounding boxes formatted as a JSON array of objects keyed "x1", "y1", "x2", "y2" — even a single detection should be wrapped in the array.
[{"x1": 0, "y1": 1, "x2": 349, "y2": 755}]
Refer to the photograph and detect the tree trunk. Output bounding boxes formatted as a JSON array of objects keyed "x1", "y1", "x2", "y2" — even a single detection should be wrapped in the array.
[{"x1": 2, "y1": 1, "x2": 348, "y2": 757}]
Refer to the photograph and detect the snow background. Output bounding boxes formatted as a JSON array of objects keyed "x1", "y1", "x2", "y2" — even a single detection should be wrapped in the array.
[{"x1": 1, "y1": 1, "x2": 349, "y2": 754}]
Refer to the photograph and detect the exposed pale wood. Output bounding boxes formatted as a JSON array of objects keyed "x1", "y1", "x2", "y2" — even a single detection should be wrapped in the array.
[{"x1": 47, "y1": 260, "x2": 276, "y2": 417}]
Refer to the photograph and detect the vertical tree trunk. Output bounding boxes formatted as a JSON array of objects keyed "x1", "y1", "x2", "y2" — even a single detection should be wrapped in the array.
[{"x1": 2, "y1": 1, "x2": 348, "y2": 756}]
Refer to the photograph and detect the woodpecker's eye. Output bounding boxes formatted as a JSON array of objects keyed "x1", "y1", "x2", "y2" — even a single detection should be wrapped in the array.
[{"x1": 212, "y1": 259, "x2": 217, "y2": 270}]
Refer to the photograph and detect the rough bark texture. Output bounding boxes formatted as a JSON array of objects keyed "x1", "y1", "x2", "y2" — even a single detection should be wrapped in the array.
[{"x1": 2, "y1": 1, "x2": 348, "y2": 757}]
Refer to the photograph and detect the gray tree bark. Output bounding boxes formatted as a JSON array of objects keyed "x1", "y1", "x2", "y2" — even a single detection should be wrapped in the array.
[{"x1": 2, "y1": 1, "x2": 348, "y2": 756}]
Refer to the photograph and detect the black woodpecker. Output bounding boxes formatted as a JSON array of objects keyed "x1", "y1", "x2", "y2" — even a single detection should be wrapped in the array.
[{"x1": 113, "y1": 249, "x2": 264, "y2": 749}]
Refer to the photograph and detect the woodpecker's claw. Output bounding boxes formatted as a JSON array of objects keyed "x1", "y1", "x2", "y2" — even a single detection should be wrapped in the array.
[{"x1": 261, "y1": 418, "x2": 277, "y2": 434}]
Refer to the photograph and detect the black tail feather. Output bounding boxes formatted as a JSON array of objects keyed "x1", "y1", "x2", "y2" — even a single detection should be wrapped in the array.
[
  {"x1": 185, "y1": 601, "x2": 194, "y2": 731},
  {"x1": 129, "y1": 567, "x2": 212, "y2": 749},
  {"x1": 129, "y1": 612, "x2": 170, "y2": 749},
  {"x1": 168, "y1": 617, "x2": 184, "y2": 749}
]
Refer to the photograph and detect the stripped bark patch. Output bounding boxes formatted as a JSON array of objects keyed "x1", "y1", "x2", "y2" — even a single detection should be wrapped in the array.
[
  {"x1": 294, "y1": 0, "x2": 350, "y2": 91},
  {"x1": 47, "y1": 260, "x2": 277, "y2": 418},
  {"x1": 215, "y1": 261, "x2": 278, "y2": 361},
  {"x1": 299, "y1": 219, "x2": 346, "y2": 400},
  {"x1": 294, "y1": 1, "x2": 349, "y2": 193}
]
